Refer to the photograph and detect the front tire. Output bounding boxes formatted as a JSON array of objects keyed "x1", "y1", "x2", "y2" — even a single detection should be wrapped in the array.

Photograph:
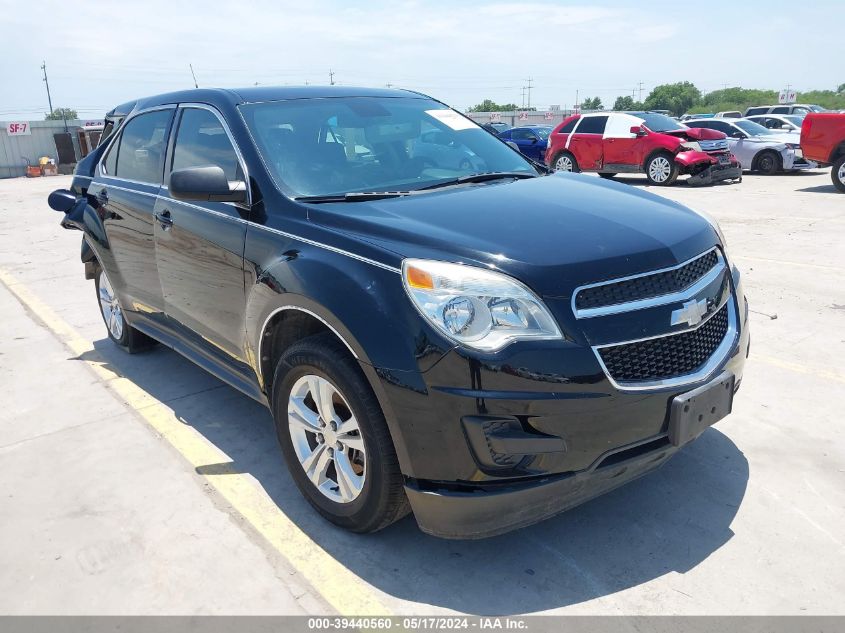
[
  {"x1": 553, "y1": 151, "x2": 579, "y2": 173},
  {"x1": 645, "y1": 152, "x2": 678, "y2": 185},
  {"x1": 95, "y1": 268, "x2": 154, "y2": 353},
  {"x1": 754, "y1": 150, "x2": 781, "y2": 175},
  {"x1": 272, "y1": 333, "x2": 410, "y2": 533},
  {"x1": 831, "y1": 154, "x2": 845, "y2": 193}
]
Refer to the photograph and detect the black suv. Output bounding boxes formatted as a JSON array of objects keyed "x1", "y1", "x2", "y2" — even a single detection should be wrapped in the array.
[{"x1": 50, "y1": 87, "x2": 749, "y2": 539}]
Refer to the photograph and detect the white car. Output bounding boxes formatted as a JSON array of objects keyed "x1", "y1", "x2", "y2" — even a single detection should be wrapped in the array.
[
  {"x1": 746, "y1": 114, "x2": 805, "y2": 134},
  {"x1": 685, "y1": 118, "x2": 817, "y2": 174}
]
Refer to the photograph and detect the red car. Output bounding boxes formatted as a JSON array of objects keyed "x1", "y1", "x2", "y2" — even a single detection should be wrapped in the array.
[
  {"x1": 545, "y1": 111, "x2": 742, "y2": 186},
  {"x1": 800, "y1": 113, "x2": 845, "y2": 192}
]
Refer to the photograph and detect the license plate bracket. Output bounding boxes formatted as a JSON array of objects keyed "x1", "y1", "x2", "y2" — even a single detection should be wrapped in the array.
[
  {"x1": 668, "y1": 371, "x2": 735, "y2": 447},
  {"x1": 718, "y1": 154, "x2": 730, "y2": 165}
]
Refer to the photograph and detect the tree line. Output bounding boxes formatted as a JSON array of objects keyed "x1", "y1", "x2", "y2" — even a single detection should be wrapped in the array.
[{"x1": 469, "y1": 83, "x2": 845, "y2": 116}]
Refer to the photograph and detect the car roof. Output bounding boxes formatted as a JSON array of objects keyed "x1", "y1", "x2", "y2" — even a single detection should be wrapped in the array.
[
  {"x1": 686, "y1": 117, "x2": 739, "y2": 123},
  {"x1": 115, "y1": 85, "x2": 434, "y2": 113}
]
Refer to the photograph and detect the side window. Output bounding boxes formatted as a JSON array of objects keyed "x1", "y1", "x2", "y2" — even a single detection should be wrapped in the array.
[
  {"x1": 770, "y1": 106, "x2": 788, "y2": 114},
  {"x1": 103, "y1": 137, "x2": 118, "y2": 175},
  {"x1": 171, "y1": 108, "x2": 240, "y2": 181},
  {"x1": 559, "y1": 118, "x2": 578, "y2": 133},
  {"x1": 511, "y1": 128, "x2": 535, "y2": 141},
  {"x1": 114, "y1": 110, "x2": 173, "y2": 184},
  {"x1": 576, "y1": 116, "x2": 608, "y2": 134}
]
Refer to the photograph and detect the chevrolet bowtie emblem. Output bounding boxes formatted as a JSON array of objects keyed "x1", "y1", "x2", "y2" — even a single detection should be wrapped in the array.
[{"x1": 671, "y1": 298, "x2": 709, "y2": 327}]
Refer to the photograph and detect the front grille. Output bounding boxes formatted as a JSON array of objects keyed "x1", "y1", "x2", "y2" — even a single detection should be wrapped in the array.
[
  {"x1": 598, "y1": 303, "x2": 729, "y2": 383},
  {"x1": 575, "y1": 249, "x2": 719, "y2": 311},
  {"x1": 699, "y1": 139, "x2": 729, "y2": 152}
]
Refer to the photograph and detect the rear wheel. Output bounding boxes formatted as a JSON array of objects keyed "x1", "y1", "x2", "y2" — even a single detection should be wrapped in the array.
[
  {"x1": 95, "y1": 268, "x2": 154, "y2": 353},
  {"x1": 754, "y1": 150, "x2": 781, "y2": 175},
  {"x1": 831, "y1": 154, "x2": 845, "y2": 193},
  {"x1": 553, "y1": 151, "x2": 579, "y2": 173},
  {"x1": 272, "y1": 333, "x2": 410, "y2": 533},
  {"x1": 645, "y1": 152, "x2": 678, "y2": 185}
]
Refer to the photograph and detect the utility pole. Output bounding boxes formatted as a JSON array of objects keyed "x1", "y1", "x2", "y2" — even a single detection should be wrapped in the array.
[
  {"x1": 329, "y1": 69, "x2": 335, "y2": 85},
  {"x1": 386, "y1": 82, "x2": 393, "y2": 88},
  {"x1": 638, "y1": 81, "x2": 644, "y2": 102},
  {"x1": 41, "y1": 61, "x2": 67, "y2": 133},
  {"x1": 575, "y1": 89, "x2": 579, "y2": 112},
  {"x1": 525, "y1": 77, "x2": 533, "y2": 109},
  {"x1": 189, "y1": 64, "x2": 199, "y2": 89},
  {"x1": 41, "y1": 61, "x2": 54, "y2": 116},
  {"x1": 521, "y1": 86, "x2": 527, "y2": 109}
]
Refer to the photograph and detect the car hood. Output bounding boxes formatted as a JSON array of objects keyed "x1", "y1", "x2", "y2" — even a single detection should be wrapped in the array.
[
  {"x1": 752, "y1": 132, "x2": 799, "y2": 144},
  {"x1": 662, "y1": 127, "x2": 726, "y2": 141},
  {"x1": 307, "y1": 173, "x2": 719, "y2": 297}
]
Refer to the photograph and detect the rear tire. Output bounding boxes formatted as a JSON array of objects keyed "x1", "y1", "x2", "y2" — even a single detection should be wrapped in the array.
[
  {"x1": 553, "y1": 151, "x2": 579, "y2": 173},
  {"x1": 95, "y1": 268, "x2": 155, "y2": 353},
  {"x1": 831, "y1": 154, "x2": 845, "y2": 193},
  {"x1": 754, "y1": 150, "x2": 781, "y2": 175},
  {"x1": 271, "y1": 332, "x2": 410, "y2": 533},
  {"x1": 645, "y1": 152, "x2": 678, "y2": 185}
]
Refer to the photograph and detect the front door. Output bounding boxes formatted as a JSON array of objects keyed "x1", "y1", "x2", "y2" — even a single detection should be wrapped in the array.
[
  {"x1": 153, "y1": 105, "x2": 249, "y2": 361},
  {"x1": 89, "y1": 107, "x2": 175, "y2": 315},
  {"x1": 511, "y1": 128, "x2": 541, "y2": 161},
  {"x1": 602, "y1": 114, "x2": 642, "y2": 170}
]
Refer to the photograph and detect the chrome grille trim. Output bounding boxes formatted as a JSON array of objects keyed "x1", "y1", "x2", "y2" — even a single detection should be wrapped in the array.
[
  {"x1": 572, "y1": 247, "x2": 723, "y2": 319},
  {"x1": 592, "y1": 294, "x2": 738, "y2": 391}
]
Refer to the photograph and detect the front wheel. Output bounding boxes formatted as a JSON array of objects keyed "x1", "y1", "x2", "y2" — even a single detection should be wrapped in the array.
[
  {"x1": 95, "y1": 268, "x2": 154, "y2": 353},
  {"x1": 831, "y1": 154, "x2": 845, "y2": 193},
  {"x1": 272, "y1": 333, "x2": 410, "y2": 533},
  {"x1": 754, "y1": 150, "x2": 781, "y2": 175},
  {"x1": 645, "y1": 152, "x2": 678, "y2": 186},
  {"x1": 553, "y1": 151, "x2": 579, "y2": 173}
]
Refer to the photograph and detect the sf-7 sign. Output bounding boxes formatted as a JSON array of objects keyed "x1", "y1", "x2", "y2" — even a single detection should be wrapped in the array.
[{"x1": 6, "y1": 122, "x2": 31, "y2": 136}]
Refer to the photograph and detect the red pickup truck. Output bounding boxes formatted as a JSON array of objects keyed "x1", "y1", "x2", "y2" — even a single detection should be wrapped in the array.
[{"x1": 801, "y1": 113, "x2": 845, "y2": 192}]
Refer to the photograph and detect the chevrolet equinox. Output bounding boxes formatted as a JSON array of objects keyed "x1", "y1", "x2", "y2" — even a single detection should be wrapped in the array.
[{"x1": 49, "y1": 86, "x2": 750, "y2": 539}]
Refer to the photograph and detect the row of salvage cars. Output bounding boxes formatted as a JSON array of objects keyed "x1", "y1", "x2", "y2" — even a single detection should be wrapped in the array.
[{"x1": 497, "y1": 111, "x2": 818, "y2": 186}]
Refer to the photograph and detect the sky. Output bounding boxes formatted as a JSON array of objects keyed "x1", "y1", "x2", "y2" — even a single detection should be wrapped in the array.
[{"x1": 0, "y1": 0, "x2": 842, "y2": 120}]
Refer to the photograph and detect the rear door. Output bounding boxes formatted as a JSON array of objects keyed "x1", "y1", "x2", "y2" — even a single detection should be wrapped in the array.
[
  {"x1": 601, "y1": 113, "x2": 642, "y2": 169},
  {"x1": 153, "y1": 105, "x2": 250, "y2": 361},
  {"x1": 89, "y1": 107, "x2": 175, "y2": 316},
  {"x1": 568, "y1": 115, "x2": 607, "y2": 170}
]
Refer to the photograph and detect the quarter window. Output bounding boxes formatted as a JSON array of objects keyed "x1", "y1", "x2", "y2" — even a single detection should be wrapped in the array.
[
  {"x1": 172, "y1": 108, "x2": 241, "y2": 181},
  {"x1": 576, "y1": 116, "x2": 608, "y2": 134},
  {"x1": 113, "y1": 110, "x2": 173, "y2": 184}
]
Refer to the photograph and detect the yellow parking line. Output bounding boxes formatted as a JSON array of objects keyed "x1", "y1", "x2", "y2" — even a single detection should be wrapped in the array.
[
  {"x1": 0, "y1": 268, "x2": 391, "y2": 616},
  {"x1": 753, "y1": 353, "x2": 845, "y2": 385}
]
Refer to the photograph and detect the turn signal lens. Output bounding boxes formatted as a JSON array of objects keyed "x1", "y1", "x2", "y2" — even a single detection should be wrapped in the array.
[{"x1": 406, "y1": 265, "x2": 434, "y2": 289}]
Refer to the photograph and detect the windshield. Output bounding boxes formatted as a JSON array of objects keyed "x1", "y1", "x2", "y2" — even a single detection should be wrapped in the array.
[
  {"x1": 632, "y1": 112, "x2": 686, "y2": 133},
  {"x1": 734, "y1": 119, "x2": 776, "y2": 136},
  {"x1": 239, "y1": 97, "x2": 536, "y2": 197},
  {"x1": 536, "y1": 127, "x2": 551, "y2": 140}
]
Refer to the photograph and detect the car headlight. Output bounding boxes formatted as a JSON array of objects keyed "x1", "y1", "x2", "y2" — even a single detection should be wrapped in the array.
[
  {"x1": 679, "y1": 142, "x2": 701, "y2": 152},
  {"x1": 402, "y1": 259, "x2": 562, "y2": 352}
]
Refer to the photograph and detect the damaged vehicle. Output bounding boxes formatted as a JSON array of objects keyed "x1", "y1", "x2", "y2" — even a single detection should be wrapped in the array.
[
  {"x1": 546, "y1": 111, "x2": 742, "y2": 186},
  {"x1": 48, "y1": 86, "x2": 749, "y2": 539},
  {"x1": 685, "y1": 118, "x2": 816, "y2": 174}
]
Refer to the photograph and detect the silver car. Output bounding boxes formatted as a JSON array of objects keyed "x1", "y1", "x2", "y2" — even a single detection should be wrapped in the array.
[
  {"x1": 746, "y1": 114, "x2": 805, "y2": 134},
  {"x1": 685, "y1": 118, "x2": 817, "y2": 174}
]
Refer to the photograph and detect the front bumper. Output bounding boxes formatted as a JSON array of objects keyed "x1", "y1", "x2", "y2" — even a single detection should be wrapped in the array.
[
  {"x1": 406, "y1": 434, "x2": 678, "y2": 539},
  {"x1": 686, "y1": 160, "x2": 742, "y2": 186}
]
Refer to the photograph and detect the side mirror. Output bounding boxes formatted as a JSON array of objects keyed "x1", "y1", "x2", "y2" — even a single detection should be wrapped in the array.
[
  {"x1": 170, "y1": 166, "x2": 247, "y2": 204},
  {"x1": 730, "y1": 131, "x2": 745, "y2": 139},
  {"x1": 48, "y1": 189, "x2": 78, "y2": 213},
  {"x1": 630, "y1": 125, "x2": 646, "y2": 136}
]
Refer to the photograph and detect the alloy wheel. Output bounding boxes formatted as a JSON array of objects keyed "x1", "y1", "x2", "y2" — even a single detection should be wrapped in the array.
[
  {"x1": 838, "y1": 161, "x2": 845, "y2": 185},
  {"x1": 648, "y1": 156, "x2": 671, "y2": 182},
  {"x1": 287, "y1": 374, "x2": 366, "y2": 503},
  {"x1": 98, "y1": 270, "x2": 124, "y2": 340},
  {"x1": 555, "y1": 155, "x2": 573, "y2": 171}
]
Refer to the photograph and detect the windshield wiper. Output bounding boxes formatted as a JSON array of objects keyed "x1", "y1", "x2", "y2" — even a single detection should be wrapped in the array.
[
  {"x1": 295, "y1": 191, "x2": 410, "y2": 203},
  {"x1": 414, "y1": 171, "x2": 538, "y2": 191}
]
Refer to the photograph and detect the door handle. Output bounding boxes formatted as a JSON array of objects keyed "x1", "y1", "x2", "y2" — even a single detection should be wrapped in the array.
[{"x1": 155, "y1": 209, "x2": 173, "y2": 231}]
